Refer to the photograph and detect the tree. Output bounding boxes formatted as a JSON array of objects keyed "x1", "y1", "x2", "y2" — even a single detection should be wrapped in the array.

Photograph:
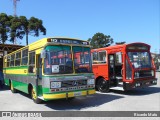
[
  {"x1": 10, "y1": 16, "x2": 46, "y2": 45},
  {"x1": 26, "y1": 17, "x2": 46, "y2": 45},
  {"x1": 88, "y1": 32, "x2": 114, "y2": 49},
  {"x1": 0, "y1": 13, "x2": 12, "y2": 44},
  {"x1": 10, "y1": 16, "x2": 26, "y2": 43}
]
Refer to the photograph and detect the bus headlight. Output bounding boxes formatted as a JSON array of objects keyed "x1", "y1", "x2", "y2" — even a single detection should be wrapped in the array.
[
  {"x1": 87, "y1": 79, "x2": 95, "y2": 85},
  {"x1": 50, "y1": 82, "x2": 61, "y2": 88},
  {"x1": 134, "y1": 72, "x2": 139, "y2": 78}
]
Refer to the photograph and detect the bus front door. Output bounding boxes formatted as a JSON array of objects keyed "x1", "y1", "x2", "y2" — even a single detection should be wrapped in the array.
[
  {"x1": 35, "y1": 54, "x2": 42, "y2": 95},
  {"x1": 108, "y1": 54, "x2": 117, "y2": 86}
]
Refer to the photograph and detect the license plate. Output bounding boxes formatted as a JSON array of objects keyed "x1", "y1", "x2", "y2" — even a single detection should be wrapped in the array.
[{"x1": 74, "y1": 92, "x2": 82, "y2": 96}]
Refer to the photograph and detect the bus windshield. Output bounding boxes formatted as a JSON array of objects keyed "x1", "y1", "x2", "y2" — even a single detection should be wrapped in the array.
[
  {"x1": 73, "y1": 46, "x2": 92, "y2": 73},
  {"x1": 44, "y1": 45, "x2": 92, "y2": 74},
  {"x1": 127, "y1": 52, "x2": 152, "y2": 69}
]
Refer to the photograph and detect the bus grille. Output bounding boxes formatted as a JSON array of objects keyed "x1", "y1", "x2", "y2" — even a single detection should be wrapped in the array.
[
  {"x1": 135, "y1": 70, "x2": 153, "y2": 78},
  {"x1": 62, "y1": 80, "x2": 87, "y2": 87}
]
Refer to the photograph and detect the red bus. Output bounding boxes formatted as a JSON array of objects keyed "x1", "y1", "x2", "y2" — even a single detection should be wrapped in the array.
[{"x1": 91, "y1": 42, "x2": 157, "y2": 92}]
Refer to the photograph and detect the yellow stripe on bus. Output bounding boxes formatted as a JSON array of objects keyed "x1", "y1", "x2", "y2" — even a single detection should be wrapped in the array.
[
  {"x1": 5, "y1": 69, "x2": 28, "y2": 74},
  {"x1": 43, "y1": 90, "x2": 95, "y2": 100},
  {"x1": 43, "y1": 93, "x2": 66, "y2": 99},
  {"x1": 88, "y1": 89, "x2": 96, "y2": 95}
]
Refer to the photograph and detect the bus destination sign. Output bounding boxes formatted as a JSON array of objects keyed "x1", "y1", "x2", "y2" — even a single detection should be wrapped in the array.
[{"x1": 48, "y1": 38, "x2": 89, "y2": 45}]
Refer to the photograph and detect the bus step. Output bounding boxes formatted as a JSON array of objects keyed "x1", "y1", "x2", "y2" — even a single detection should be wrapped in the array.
[
  {"x1": 110, "y1": 86, "x2": 124, "y2": 91},
  {"x1": 117, "y1": 82, "x2": 123, "y2": 87}
]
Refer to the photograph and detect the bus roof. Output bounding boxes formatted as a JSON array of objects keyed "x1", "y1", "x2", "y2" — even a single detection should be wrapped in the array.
[
  {"x1": 91, "y1": 42, "x2": 150, "y2": 52},
  {"x1": 4, "y1": 37, "x2": 89, "y2": 56}
]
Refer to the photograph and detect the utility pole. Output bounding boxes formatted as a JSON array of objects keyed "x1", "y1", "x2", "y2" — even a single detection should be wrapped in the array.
[
  {"x1": 13, "y1": 0, "x2": 20, "y2": 16},
  {"x1": 13, "y1": 0, "x2": 20, "y2": 44}
]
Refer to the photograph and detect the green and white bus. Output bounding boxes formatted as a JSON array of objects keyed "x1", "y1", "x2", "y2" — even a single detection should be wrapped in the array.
[{"x1": 3, "y1": 37, "x2": 95, "y2": 103}]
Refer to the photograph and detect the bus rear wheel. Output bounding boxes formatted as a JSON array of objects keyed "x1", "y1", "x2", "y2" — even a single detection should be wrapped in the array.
[
  {"x1": 31, "y1": 87, "x2": 42, "y2": 104},
  {"x1": 97, "y1": 78, "x2": 110, "y2": 92},
  {"x1": 10, "y1": 81, "x2": 17, "y2": 93}
]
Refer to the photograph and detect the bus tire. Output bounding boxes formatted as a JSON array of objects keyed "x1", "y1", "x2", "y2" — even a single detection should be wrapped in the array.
[
  {"x1": 31, "y1": 87, "x2": 42, "y2": 104},
  {"x1": 97, "y1": 78, "x2": 110, "y2": 92},
  {"x1": 10, "y1": 81, "x2": 17, "y2": 93}
]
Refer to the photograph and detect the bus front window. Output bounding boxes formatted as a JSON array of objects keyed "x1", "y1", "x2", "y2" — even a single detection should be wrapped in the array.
[
  {"x1": 127, "y1": 52, "x2": 152, "y2": 69},
  {"x1": 73, "y1": 46, "x2": 92, "y2": 73},
  {"x1": 44, "y1": 46, "x2": 73, "y2": 74}
]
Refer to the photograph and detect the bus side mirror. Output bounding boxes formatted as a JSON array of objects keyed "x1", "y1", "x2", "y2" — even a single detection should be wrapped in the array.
[{"x1": 41, "y1": 50, "x2": 46, "y2": 58}]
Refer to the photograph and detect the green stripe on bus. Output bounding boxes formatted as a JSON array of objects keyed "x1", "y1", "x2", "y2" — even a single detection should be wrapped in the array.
[
  {"x1": 5, "y1": 79, "x2": 43, "y2": 96},
  {"x1": 42, "y1": 87, "x2": 94, "y2": 94},
  {"x1": 4, "y1": 66, "x2": 28, "y2": 70},
  {"x1": 42, "y1": 73, "x2": 94, "y2": 78}
]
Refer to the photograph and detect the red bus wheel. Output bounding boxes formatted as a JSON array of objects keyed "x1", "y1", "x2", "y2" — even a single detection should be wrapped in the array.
[{"x1": 97, "y1": 78, "x2": 110, "y2": 92}]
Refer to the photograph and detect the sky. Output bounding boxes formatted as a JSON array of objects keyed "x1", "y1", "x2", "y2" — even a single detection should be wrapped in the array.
[{"x1": 0, "y1": 0, "x2": 159, "y2": 53}]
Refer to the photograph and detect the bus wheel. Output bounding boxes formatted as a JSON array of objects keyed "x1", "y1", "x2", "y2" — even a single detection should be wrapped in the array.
[
  {"x1": 97, "y1": 78, "x2": 110, "y2": 92},
  {"x1": 10, "y1": 81, "x2": 17, "y2": 93},
  {"x1": 31, "y1": 87, "x2": 42, "y2": 104}
]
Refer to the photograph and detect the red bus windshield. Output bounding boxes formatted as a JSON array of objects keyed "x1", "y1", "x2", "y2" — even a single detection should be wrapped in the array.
[{"x1": 127, "y1": 52, "x2": 152, "y2": 69}]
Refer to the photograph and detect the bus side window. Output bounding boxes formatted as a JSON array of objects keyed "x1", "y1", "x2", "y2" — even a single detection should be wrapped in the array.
[
  {"x1": 115, "y1": 52, "x2": 122, "y2": 65},
  {"x1": 92, "y1": 51, "x2": 107, "y2": 64},
  {"x1": 15, "y1": 52, "x2": 21, "y2": 66},
  {"x1": 29, "y1": 52, "x2": 35, "y2": 73},
  {"x1": 92, "y1": 52, "x2": 98, "y2": 64},
  {"x1": 10, "y1": 54, "x2": 15, "y2": 67},
  {"x1": 98, "y1": 51, "x2": 107, "y2": 63},
  {"x1": 22, "y1": 49, "x2": 28, "y2": 65}
]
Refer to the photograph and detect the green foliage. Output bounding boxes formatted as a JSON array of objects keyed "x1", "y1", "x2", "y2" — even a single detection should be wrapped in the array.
[
  {"x1": 0, "y1": 13, "x2": 12, "y2": 44},
  {"x1": 10, "y1": 16, "x2": 25, "y2": 43},
  {"x1": 0, "y1": 13, "x2": 46, "y2": 45},
  {"x1": 88, "y1": 32, "x2": 114, "y2": 49},
  {"x1": 10, "y1": 16, "x2": 46, "y2": 45},
  {"x1": 29, "y1": 17, "x2": 46, "y2": 36}
]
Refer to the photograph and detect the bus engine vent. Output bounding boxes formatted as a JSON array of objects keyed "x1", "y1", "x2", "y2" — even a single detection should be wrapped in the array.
[{"x1": 62, "y1": 80, "x2": 87, "y2": 87}]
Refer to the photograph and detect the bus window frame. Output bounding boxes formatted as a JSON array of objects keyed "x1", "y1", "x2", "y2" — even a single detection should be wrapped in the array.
[
  {"x1": 115, "y1": 52, "x2": 122, "y2": 65},
  {"x1": 15, "y1": 52, "x2": 21, "y2": 66},
  {"x1": 28, "y1": 51, "x2": 36, "y2": 74},
  {"x1": 92, "y1": 50, "x2": 107, "y2": 64},
  {"x1": 21, "y1": 48, "x2": 28, "y2": 66},
  {"x1": 10, "y1": 54, "x2": 15, "y2": 67}
]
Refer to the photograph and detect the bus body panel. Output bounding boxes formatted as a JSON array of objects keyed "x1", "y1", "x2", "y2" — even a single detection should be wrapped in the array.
[{"x1": 92, "y1": 64, "x2": 109, "y2": 80}]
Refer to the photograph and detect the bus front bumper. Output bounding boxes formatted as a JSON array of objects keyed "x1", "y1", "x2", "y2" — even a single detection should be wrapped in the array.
[
  {"x1": 42, "y1": 89, "x2": 95, "y2": 101},
  {"x1": 124, "y1": 78, "x2": 157, "y2": 90}
]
